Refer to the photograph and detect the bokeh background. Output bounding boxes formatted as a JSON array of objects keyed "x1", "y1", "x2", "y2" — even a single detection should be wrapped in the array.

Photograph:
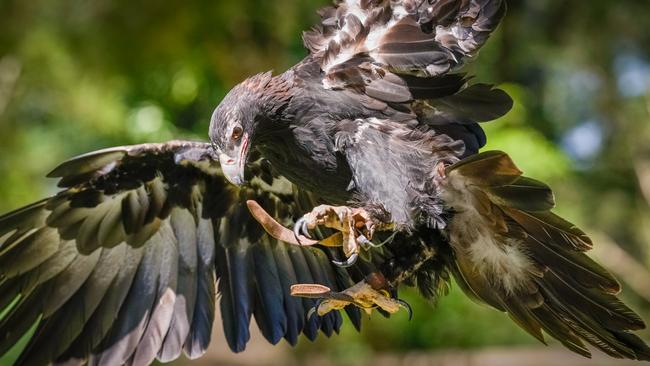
[{"x1": 1, "y1": 0, "x2": 650, "y2": 365}]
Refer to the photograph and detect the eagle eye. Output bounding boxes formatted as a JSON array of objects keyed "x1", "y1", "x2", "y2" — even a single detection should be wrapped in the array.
[{"x1": 231, "y1": 125, "x2": 243, "y2": 141}]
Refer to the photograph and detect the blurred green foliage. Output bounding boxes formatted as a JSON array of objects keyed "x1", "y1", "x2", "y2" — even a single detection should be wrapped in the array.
[{"x1": 1, "y1": 0, "x2": 650, "y2": 365}]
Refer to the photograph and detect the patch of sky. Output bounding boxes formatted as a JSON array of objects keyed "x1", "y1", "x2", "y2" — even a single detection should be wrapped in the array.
[
  {"x1": 614, "y1": 52, "x2": 650, "y2": 98},
  {"x1": 561, "y1": 119, "x2": 605, "y2": 167}
]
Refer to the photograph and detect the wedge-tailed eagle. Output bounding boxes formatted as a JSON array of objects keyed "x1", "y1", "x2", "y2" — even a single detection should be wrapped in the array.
[{"x1": 1, "y1": 0, "x2": 648, "y2": 365}]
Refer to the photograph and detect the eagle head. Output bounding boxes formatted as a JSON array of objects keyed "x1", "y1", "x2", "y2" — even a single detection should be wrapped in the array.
[{"x1": 209, "y1": 72, "x2": 278, "y2": 186}]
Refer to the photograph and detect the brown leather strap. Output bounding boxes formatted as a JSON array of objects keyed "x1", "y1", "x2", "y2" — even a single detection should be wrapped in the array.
[{"x1": 246, "y1": 200, "x2": 343, "y2": 247}]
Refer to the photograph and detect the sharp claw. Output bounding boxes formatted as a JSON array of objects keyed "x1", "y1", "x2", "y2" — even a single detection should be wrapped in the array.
[
  {"x1": 293, "y1": 218, "x2": 303, "y2": 244},
  {"x1": 332, "y1": 252, "x2": 359, "y2": 268},
  {"x1": 337, "y1": 210, "x2": 345, "y2": 224},
  {"x1": 307, "y1": 299, "x2": 323, "y2": 320},
  {"x1": 293, "y1": 217, "x2": 308, "y2": 245},
  {"x1": 397, "y1": 299, "x2": 413, "y2": 321},
  {"x1": 301, "y1": 219, "x2": 311, "y2": 238},
  {"x1": 307, "y1": 306, "x2": 317, "y2": 320}
]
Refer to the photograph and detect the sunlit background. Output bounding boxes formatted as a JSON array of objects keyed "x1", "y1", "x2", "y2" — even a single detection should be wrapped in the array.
[{"x1": 1, "y1": 1, "x2": 650, "y2": 365}]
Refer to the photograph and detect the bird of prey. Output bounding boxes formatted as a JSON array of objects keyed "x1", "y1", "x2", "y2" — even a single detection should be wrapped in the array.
[{"x1": 1, "y1": 0, "x2": 649, "y2": 365}]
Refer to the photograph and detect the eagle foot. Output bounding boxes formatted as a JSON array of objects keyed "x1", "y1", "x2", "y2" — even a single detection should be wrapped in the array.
[
  {"x1": 294, "y1": 205, "x2": 378, "y2": 267},
  {"x1": 290, "y1": 278, "x2": 412, "y2": 320},
  {"x1": 246, "y1": 200, "x2": 393, "y2": 267}
]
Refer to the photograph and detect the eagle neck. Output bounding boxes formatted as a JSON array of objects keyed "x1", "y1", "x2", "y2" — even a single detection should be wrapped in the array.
[{"x1": 253, "y1": 72, "x2": 295, "y2": 141}]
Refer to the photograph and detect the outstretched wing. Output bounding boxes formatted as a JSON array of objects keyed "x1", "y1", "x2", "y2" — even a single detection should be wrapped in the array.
[
  {"x1": 303, "y1": 0, "x2": 511, "y2": 155},
  {"x1": 304, "y1": 0, "x2": 506, "y2": 77},
  {"x1": 0, "y1": 141, "x2": 365, "y2": 366}
]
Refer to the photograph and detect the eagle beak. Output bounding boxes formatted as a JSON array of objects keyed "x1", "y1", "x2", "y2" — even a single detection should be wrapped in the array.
[
  {"x1": 219, "y1": 133, "x2": 249, "y2": 186},
  {"x1": 219, "y1": 153, "x2": 245, "y2": 185}
]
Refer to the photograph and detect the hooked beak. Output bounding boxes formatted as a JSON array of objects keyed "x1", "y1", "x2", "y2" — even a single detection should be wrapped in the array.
[{"x1": 219, "y1": 134, "x2": 249, "y2": 186}]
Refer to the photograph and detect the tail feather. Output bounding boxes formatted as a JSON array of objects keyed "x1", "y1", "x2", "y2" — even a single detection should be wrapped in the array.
[
  {"x1": 507, "y1": 208, "x2": 593, "y2": 252},
  {"x1": 440, "y1": 150, "x2": 650, "y2": 361},
  {"x1": 539, "y1": 276, "x2": 642, "y2": 359},
  {"x1": 501, "y1": 297, "x2": 545, "y2": 343},
  {"x1": 485, "y1": 177, "x2": 555, "y2": 212},
  {"x1": 530, "y1": 305, "x2": 592, "y2": 358},
  {"x1": 613, "y1": 331, "x2": 650, "y2": 361},
  {"x1": 522, "y1": 231, "x2": 620, "y2": 294},
  {"x1": 548, "y1": 269, "x2": 643, "y2": 330}
]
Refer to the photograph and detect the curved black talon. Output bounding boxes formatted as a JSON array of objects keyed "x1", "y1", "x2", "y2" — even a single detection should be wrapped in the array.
[
  {"x1": 332, "y1": 252, "x2": 359, "y2": 268},
  {"x1": 301, "y1": 219, "x2": 310, "y2": 237},
  {"x1": 397, "y1": 299, "x2": 413, "y2": 321},
  {"x1": 293, "y1": 217, "x2": 311, "y2": 245},
  {"x1": 307, "y1": 299, "x2": 323, "y2": 320}
]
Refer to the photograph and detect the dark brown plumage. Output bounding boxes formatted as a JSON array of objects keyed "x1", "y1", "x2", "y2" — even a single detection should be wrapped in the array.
[{"x1": 0, "y1": 1, "x2": 648, "y2": 365}]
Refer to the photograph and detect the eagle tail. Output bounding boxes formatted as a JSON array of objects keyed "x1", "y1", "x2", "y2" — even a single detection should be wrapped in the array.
[{"x1": 439, "y1": 151, "x2": 650, "y2": 360}]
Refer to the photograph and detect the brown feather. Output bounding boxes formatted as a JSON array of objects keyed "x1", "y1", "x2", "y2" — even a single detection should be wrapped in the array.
[
  {"x1": 487, "y1": 176, "x2": 555, "y2": 212},
  {"x1": 446, "y1": 150, "x2": 522, "y2": 186},
  {"x1": 506, "y1": 208, "x2": 593, "y2": 252},
  {"x1": 444, "y1": 150, "x2": 648, "y2": 361}
]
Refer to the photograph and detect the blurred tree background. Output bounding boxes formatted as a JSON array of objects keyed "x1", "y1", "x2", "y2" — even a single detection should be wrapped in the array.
[{"x1": 0, "y1": 0, "x2": 649, "y2": 365}]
